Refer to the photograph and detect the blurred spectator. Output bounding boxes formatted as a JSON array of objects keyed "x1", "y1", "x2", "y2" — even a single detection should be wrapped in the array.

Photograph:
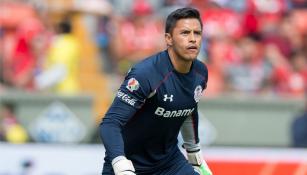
[
  {"x1": 0, "y1": 103, "x2": 29, "y2": 143},
  {"x1": 288, "y1": 52, "x2": 307, "y2": 95},
  {"x1": 225, "y1": 37, "x2": 268, "y2": 93},
  {"x1": 263, "y1": 43, "x2": 289, "y2": 93},
  {"x1": 109, "y1": 0, "x2": 164, "y2": 74},
  {"x1": 290, "y1": 0, "x2": 307, "y2": 8},
  {"x1": 0, "y1": 2, "x2": 47, "y2": 91},
  {"x1": 290, "y1": 9, "x2": 307, "y2": 35},
  {"x1": 201, "y1": 4, "x2": 243, "y2": 39},
  {"x1": 303, "y1": 33, "x2": 307, "y2": 58},
  {"x1": 268, "y1": 50, "x2": 307, "y2": 96},
  {"x1": 204, "y1": 36, "x2": 238, "y2": 96},
  {"x1": 7, "y1": 17, "x2": 45, "y2": 90},
  {"x1": 0, "y1": 27, "x2": 6, "y2": 92},
  {"x1": 96, "y1": 15, "x2": 114, "y2": 73},
  {"x1": 0, "y1": 12, "x2": 16, "y2": 90},
  {"x1": 1, "y1": 0, "x2": 306, "y2": 98},
  {"x1": 261, "y1": 14, "x2": 294, "y2": 60},
  {"x1": 35, "y1": 17, "x2": 81, "y2": 95}
]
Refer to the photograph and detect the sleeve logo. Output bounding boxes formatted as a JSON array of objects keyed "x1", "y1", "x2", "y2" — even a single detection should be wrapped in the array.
[
  {"x1": 126, "y1": 78, "x2": 140, "y2": 92},
  {"x1": 194, "y1": 85, "x2": 203, "y2": 103},
  {"x1": 117, "y1": 90, "x2": 137, "y2": 106}
]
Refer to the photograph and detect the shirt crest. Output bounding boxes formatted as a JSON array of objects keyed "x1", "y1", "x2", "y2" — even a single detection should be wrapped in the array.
[{"x1": 194, "y1": 85, "x2": 203, "y2": 102}]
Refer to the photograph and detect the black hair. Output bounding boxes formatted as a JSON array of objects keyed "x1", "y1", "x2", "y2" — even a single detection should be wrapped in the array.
[{"x1": 165, "y1": 7, "x2": 203, "y2": 34}]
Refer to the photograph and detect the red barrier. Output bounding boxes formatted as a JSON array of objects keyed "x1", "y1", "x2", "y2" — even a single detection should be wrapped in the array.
[
  {"x1": 208, "y1": 160, "x2": 307, "y2": 175},
  {"x1": 202, "y1": 148, "x2": 307, "y2": 175}
]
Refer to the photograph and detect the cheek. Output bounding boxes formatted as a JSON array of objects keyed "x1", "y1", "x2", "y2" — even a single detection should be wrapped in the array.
[
  {"x1": 196, "y1": 37, "x2": 202, "y2": 45},
  {"x1": 173, "y1": 37, "x2": 186, "y2": 48},
  {"x1": 173, "y1": 42, "x2": 186, "y2": 54}
]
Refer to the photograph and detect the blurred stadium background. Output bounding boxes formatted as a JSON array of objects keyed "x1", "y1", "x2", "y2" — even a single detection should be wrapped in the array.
[{"x1": 0, "y1": 0, "x2": 307, "y2": 174}]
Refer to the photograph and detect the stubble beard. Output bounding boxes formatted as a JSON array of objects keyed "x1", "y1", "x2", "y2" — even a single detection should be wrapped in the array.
[{"x1": 173, "y1": 47, "x2": 198, "y2": 63}]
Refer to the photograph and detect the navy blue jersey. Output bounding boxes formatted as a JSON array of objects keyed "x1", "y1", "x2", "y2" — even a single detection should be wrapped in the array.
[{"x1": 100, "y1": 50, "x2": 208, "y2": 173}]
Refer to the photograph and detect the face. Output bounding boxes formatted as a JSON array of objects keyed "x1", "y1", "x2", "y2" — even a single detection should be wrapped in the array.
[{"x1": 165, "y1": 18, "x2": 202, "y2": 62}]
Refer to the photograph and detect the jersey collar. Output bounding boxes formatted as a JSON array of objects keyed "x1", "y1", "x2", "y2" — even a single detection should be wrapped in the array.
[{"x1": 162, "y1": 50, "x2": 195, "y2": 75}]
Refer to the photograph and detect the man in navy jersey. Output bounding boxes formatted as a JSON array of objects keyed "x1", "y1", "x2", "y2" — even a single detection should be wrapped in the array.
[{"x1": 100, "y1": 7, "x2": 213, "y2": 175}]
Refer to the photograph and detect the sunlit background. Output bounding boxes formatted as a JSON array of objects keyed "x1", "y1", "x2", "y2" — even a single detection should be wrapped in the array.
[{"x1": 0, "y1": 0, "x2": 307, "y2": 174}]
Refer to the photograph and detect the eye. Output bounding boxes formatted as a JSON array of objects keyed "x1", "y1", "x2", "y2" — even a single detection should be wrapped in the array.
[
  {"x1": 194, "y1": 31, "x2": 202, "y2": 35},
  {"x1": 181, "y1": 31, "x2": 190, "y2": 35}
]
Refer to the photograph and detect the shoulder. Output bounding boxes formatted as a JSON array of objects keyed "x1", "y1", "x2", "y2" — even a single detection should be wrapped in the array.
[
  {"x1": 132, "y1": 55, "x2": 157, "y2": 75},
  {"x1": 125, "y1": 51, "x2": 165, "y2": 88},
  {"x1": 131, "y1": 51, "x2": 167, "y2": 77},
  {"x1": 193, "y1": 59, "x2": 208, "y2": 78}
]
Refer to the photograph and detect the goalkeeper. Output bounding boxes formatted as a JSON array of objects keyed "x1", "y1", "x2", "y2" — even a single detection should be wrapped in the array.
[{"x1": 100, "y1": 7, "x2": 212, "y2": 175}]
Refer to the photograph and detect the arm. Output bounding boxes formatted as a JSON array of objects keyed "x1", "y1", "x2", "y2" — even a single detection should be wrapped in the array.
[
  {"x1": 100, "y1": 92, "x2": 138, "y2": 175},
  {"x1": 100, "y1": 67, "x2": 151, "y2": 174},
  {"x1": 100, "y1": 98, "x2": 138, "y2": 160},
  {"x1": 180, "y1": 108, "x2": 213, "y2": 175}
]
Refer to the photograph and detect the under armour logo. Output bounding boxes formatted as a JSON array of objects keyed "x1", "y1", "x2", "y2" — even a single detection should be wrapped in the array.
[{"x1": 163, "y1": 94, "x2": 173, "y2": 102}]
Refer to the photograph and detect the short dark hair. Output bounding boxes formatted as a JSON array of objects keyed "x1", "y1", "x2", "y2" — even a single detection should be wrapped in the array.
[{"x1": 165, "y1": 7, "x2": 203, "y2": 34}]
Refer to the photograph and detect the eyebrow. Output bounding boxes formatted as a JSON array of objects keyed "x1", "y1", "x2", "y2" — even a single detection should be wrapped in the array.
[{"x1": 179, "y1": 28, "x2": 202, "y2": 33}]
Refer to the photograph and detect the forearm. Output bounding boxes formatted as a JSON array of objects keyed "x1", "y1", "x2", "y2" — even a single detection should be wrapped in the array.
[
  {"x1": 100, "y1": 118, "x2": 125, "y2": 160},
  {"x1": 100, "y1": 118, "x2": 136, "y2": 175},
  {"x1": 181, "y1": 113, "x2": 212, "y2": 175},
  {"x1": 181, "y1": 114, "x2": 200, "y2": 151}
]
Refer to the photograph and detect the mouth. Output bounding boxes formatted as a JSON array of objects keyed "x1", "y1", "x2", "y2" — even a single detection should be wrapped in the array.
[{"x1": 187, "y1": 46, "x2": 198, "y2": 52}]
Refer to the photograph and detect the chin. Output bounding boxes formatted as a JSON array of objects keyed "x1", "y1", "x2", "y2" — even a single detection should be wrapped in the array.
[
  {"x1": 181, "y1": 57, "x2": 196, "y2": 62},
  {"x1": 184, "y1": 54, "x2": 198, "y2": 61}
]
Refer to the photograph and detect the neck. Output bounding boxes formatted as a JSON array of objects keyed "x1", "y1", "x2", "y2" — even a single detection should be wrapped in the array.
[{"x1": 168, "y1": 48, "x2": 193, "y2": 73}]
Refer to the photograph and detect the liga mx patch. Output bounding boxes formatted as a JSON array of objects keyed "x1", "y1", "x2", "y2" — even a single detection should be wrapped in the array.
[
  {"x1": 126, "y1": 78, "x2": 140, "y2": 92},
  {"x1": 194, "y1": 85, "x2": 203, "y2": 103}
]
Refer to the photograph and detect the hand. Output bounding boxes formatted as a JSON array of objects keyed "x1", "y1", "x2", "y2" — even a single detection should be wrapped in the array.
[
  {"x1": 192, "y1": 163, "x2": 212, "y2": 175},
  {"x1": 187, "y1": 150, "x2": 213, "y2": 175},
  {"x1": 112, "y1": 156, "x2": 136, "y2": 175}
]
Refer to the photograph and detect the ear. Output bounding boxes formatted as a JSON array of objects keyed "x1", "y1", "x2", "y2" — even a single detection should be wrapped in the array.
[{"x1": 165, "y1": 33, "x2": 173, "y2": 47}]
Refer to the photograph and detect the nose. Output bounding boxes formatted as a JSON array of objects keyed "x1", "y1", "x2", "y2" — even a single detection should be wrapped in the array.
[{"x1": 189, "y1": 33, "x2": 196, "y2": 43}]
